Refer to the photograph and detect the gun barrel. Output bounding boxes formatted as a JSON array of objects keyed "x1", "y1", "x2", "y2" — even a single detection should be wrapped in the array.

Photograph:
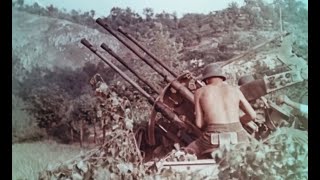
[
  {"x1": 96, "y1": 18, "x2": 194, "y2": 104},
  {"x1": 96, "y1": 18, "x2": 169, "y2": 79},
  {"x1": 81, "y1": 39, "x2": 201, "y2": 145},
  {"x1": 222, "y1": 31, "x2": 290, "y2": 67},
  {"x1": 81, "y1": 38, "x2": 155, "y2": 104},
  {"x1": 117, "y1": 27, "x2": 178, "y2": 78},
  {"x1": 101, "y1": 43, "x2": 160, "y2": 94}
]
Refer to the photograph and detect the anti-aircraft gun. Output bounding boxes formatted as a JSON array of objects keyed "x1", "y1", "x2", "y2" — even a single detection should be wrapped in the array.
[{"x1": 80, "y1": 18, "x2": 307, "y2": 161}]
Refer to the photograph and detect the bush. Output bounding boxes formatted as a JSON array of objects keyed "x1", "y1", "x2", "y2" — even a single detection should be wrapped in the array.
[
  {"x1": 12, "y1": 95, "x2": 47, "y2": 143},
  {"x1": 14, "y1": 61, "x2": 114, "y2": 142},
  {"x1": 216, "y1": 127, "x2": 307, "y2": 179}
]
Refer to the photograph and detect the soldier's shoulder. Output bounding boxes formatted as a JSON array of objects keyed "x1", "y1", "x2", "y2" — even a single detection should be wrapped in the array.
[
  {"x1": 221, "y1": 82, "x2": 234, "y2": 88},
  {"x1": 225, "y1": 84, "x2": 241, "y2": 93},
  {"x1": 196, "y1": 86, "x2": 209, "y2": 95},
  {"x1": 224, "y1": 83, "x2": 238, "y2": 88}
]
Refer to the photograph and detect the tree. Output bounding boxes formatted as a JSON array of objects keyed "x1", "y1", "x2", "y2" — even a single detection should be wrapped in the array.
[
  {"x1": 228, "y1": 1, "x2": 240, "y2": 15},
  {"x1": 124, "y1": 7, "x2": 135, "y2": 25},
  {"x1": 110, "y1": 7, "x2": 122, "y2": 19},
  {"x1": 90, "y1": 10, "x2": 95, "y2": 18},
  {"x1": 17, "y1": 0, "x2": 24, "y2": 7},
  {"x1": 298, "y1": 7, "x2": 308, "y2": 21},
  {"x1": 286, "y1": 0, "x2": 305, "y2": 13},
  {"x1": 228, "y1": 1, "x2": 239, "y2": 9},
  {"x1": 47, "y1": 4, "x2": 59, "y2": 17},
  {"x1": 172, "y1": 11, "x2": 178, "y2": 23},
  {"x1": 33, "y1": 2, "x2": 40, "y2": 9},
  {"x1": 71, "y1": 9, "x2": 80, "y2": 23},
  {"x1": 274, "y1": 0, "x2": 306, "y2": 21},
  {"x1": 143, "y1": 8, "x2": 154, "y2": 21}
]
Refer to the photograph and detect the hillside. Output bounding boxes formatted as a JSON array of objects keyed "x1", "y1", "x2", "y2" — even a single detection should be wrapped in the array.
[{"x1": 12, "y1": 9, "x2": 121, "y2": 77}]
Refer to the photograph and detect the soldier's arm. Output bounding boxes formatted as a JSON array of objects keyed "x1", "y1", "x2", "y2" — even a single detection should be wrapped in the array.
[
  {"x1": 194, "y1": 90, "x2": 204, "y2": 129},
  {"x1": 238, "y1": 88, "x2": 256, "y2": 124}
]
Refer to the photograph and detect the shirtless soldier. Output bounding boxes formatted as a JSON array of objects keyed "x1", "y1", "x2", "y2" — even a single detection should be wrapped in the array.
[{"x1": 185, "y1": 63, "x2": 257, "y2": 157}]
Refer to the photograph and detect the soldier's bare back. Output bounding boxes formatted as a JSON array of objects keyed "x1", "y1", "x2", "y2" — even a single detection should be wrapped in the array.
[{"x1": 195, "y1": 83, "x2": 242, "y2": 126}]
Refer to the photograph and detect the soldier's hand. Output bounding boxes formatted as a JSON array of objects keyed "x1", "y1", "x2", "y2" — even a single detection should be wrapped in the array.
[{"x1": 247, "y1": 121, "x2": 259, "y2": 132}]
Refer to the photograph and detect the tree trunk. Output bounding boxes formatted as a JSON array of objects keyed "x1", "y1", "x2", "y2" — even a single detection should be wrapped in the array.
[{"x1": 80, "y1": 119, "x2": 83, "y2": 147}]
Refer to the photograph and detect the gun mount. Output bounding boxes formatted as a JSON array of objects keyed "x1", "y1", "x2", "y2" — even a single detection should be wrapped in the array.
[{"x1": 80, "y1": 18, "x2": 307, "y2": 161}]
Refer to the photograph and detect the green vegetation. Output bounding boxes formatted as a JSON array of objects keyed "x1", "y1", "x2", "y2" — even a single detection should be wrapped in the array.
[
  {"x1": 217, "y1": 128, "x2": 308, "y2": 179},
  {"x1": 13, "y1": 0, "x2": 307, "y2": 42},
  {"x1": 12, "y1": 60, "x2": 113, "y2": 143}
]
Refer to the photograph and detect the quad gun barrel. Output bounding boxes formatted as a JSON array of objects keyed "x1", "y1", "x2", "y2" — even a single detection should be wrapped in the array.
[
  {"x1": 100, "y1": 43, "x2": 160, "y2": 94},
  {"x1": 96, "y1": 18, "x2": 195, "y2": 104},
  {"x1": 117, "y1": 26, "x2": 179, "y2": 78},
  {"x1": 81, "y1": 38, "x2": 202, "y2": 146}
]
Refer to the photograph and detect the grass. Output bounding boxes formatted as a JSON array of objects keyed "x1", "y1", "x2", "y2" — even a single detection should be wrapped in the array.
[{"x1": 12, "y1": 140, "x2": 90, "y2": 180}]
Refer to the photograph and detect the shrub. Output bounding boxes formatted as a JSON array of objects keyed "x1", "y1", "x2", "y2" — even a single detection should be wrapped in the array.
[
  {"x1": 12, "y1": 94, "x2": 47, "y2": 143},
  {"x1": 14, "y1": 62, "x2": 113, "y2": 142},
  {"x1": 216, "y1": 127, "x2": 307, "y2": 179}
]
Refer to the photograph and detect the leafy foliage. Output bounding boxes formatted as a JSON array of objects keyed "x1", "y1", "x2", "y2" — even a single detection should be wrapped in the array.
[
  {"x1": 216, "y1": 127, "x2": 307, "y2": 179},
  {"x1": 12, "y1": 94, "x2": 47, "y2": 143},
  {"x1": 228, "y1": 2, "x2": 240, "y2": 10},
  {"x1": 39, "y1": 79, "x2": 144, "y2": 179},
  {"x1": 13, "y1": 62, "x2": 113, "y2": 142}
]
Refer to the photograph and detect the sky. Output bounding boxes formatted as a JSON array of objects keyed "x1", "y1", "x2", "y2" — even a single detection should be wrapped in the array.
[{"x1": 21, "y1": 0, "x2": 308, "y2": 18}]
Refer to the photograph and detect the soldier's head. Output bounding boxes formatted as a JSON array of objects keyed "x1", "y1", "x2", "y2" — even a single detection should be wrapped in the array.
[{"x1": 201, "y1": 63, "x2": 226, "y2": 84}]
